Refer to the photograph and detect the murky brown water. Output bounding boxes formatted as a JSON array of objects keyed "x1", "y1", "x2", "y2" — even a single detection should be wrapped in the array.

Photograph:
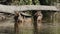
[
  {"x1": 0, "y1": 19, "x2": 60, "y2": 34},
  {"x1": 0, "y1": 15, "x2": 60, "y2": 34}
]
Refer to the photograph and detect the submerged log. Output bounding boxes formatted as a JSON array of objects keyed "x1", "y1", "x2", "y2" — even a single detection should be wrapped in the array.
[{"x1": 0, "y1": 4, "x2": 59, "y2": 14}]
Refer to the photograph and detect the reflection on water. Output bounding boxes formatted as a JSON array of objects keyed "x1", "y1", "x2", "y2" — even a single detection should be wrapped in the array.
[
  {"x1": 0, "y1": 22, "x2": 60, "y2": 34},
  {"x1": 19, "y1": 23, "x2": 60, "y2": 34},
  {"x1": 0, "y1": 16, "x2": 60, "y2": 34}
]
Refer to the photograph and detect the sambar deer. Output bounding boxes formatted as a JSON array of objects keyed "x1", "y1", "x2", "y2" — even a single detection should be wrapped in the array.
[
  {"x1": 14, "y1": 11, "x2": 24, "y2": 34},
  {"x1": 35, "y1": 11, "x2": 43, "y2": 23}
]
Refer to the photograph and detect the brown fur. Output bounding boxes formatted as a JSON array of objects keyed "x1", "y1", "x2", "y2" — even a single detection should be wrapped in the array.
[
  {"x1": 14, "y1": 11, "x2": 24, "y2": 34},
  {"x1": 35, "y1": 11, "x2": 43, "y2": 23}
]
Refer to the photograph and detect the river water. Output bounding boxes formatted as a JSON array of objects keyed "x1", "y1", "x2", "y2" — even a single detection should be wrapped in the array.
[
  {"x1": 0, "y1": 20, "x2": 60, "y2": 34},
  {"x1": 0, "y1": 15, "x2": 60, "y2": 34}
]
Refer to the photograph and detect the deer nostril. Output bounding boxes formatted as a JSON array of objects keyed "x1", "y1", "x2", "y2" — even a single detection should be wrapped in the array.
[{"x1": 18, "y1": 20, "x2": 22, "y2": 23}]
